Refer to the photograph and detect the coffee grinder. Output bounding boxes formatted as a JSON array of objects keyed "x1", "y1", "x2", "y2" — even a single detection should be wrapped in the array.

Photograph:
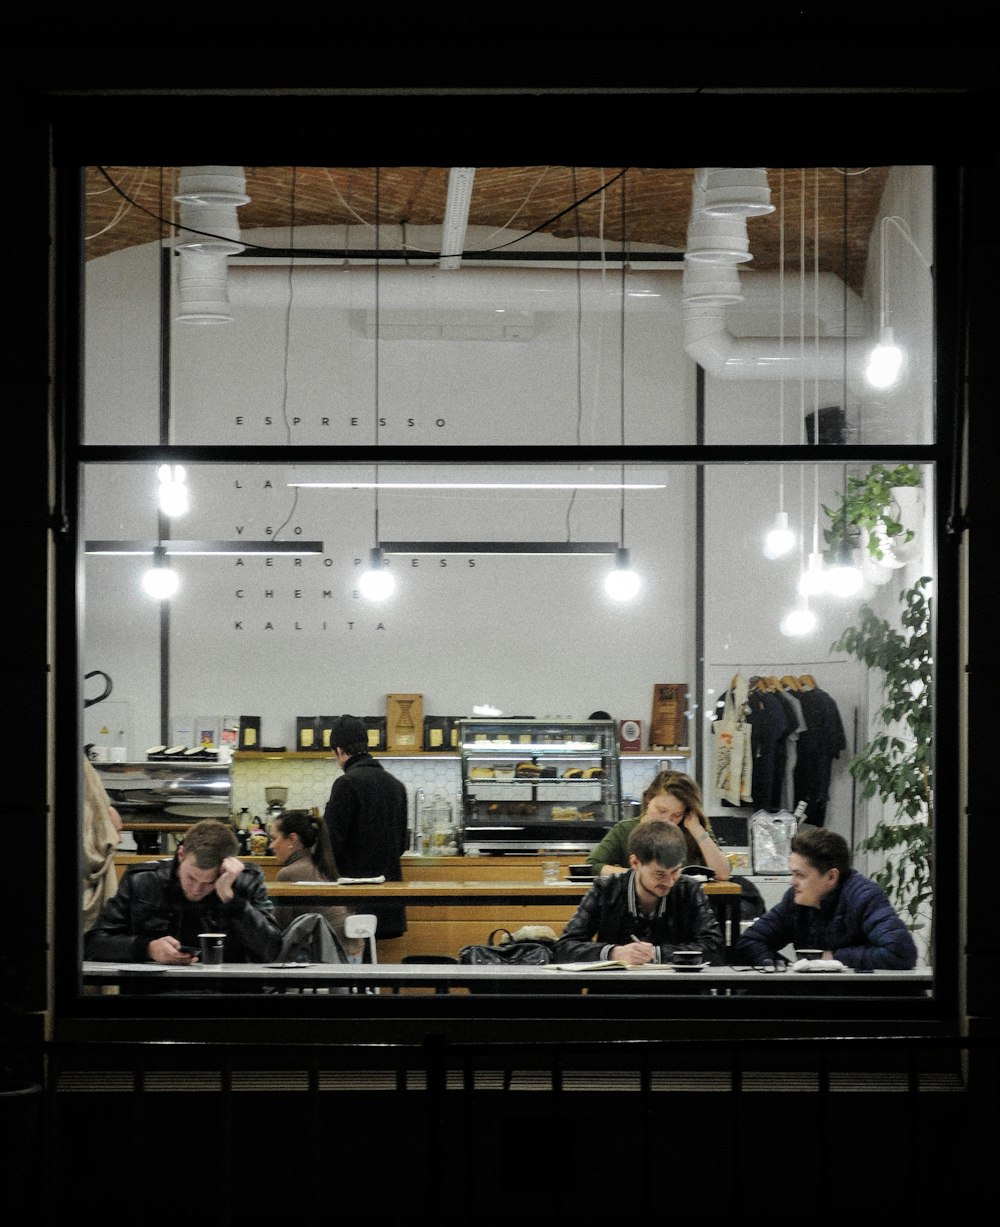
[{"x1": 264, "y1": 786, "x2": 288, "y2": 821}]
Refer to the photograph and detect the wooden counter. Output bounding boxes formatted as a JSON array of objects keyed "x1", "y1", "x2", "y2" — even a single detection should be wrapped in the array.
[{"x1": 114, "y1": 853, "x2": 278, "y2": 881}]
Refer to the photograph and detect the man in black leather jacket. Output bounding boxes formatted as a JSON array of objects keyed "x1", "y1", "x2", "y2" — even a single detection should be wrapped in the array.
[
  {"x1": 84, "y1": 818, "x2": 282, "y2": 964},
  {"x1": 553, "y1": 820, "x2": 724, "y2": 965}
]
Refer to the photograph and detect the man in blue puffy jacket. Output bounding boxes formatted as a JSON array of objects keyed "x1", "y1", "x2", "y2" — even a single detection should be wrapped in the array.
[{"x1": 735, "y1": 826, "x2": 917, "y2": 970}]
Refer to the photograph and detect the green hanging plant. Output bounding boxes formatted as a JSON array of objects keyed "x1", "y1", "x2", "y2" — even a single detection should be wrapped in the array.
[
  {"x1": 823, "y1": 462, "x2": 922, "y2": 562},
  {"x1": 830, "y1": 576, "x2": 932, "y2": 931}
]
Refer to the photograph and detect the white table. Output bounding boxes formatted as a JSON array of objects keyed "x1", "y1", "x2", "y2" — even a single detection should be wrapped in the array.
[{"x1": 83, "y1": 960, "x2": 932, "y2": 996}]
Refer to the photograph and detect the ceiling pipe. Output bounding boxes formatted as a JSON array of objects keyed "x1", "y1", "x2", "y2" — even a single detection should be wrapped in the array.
[
  {"x1": 683, "y1": 169, "x2": 869, "y2": 385},
  {"x1": 684, "y1": 270, "x2": 868, "y2": 382},
  {"x1": 225, "y1": 262, "x2": 868, "y2": 377},
  {"x1": 226, "y1": 263, "x2": 862, "y2": 323}
]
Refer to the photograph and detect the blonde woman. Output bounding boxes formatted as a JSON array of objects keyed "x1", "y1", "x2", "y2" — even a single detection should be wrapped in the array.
[{"x1": 586, "y1": 771, "x2": 731, "y2": 881}]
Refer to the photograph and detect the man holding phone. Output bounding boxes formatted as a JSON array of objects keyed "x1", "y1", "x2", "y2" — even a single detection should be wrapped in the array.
[{"x1": 84, "y1": 818, "x2": 282, "y2": 964}]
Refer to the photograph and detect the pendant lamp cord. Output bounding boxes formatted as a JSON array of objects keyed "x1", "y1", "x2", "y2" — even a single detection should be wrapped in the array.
[
  {"x1": 374, "y1": 166, "x2": 381, "y2": 547},
  {"x1": 778, "y1": 168, "x2": 785, "y2": 513},
  {"x1": 619, "y1": 169, "x2": 627, "y2": 549},
  {"x1": 842, "y1": 163, "x2": 850, "y2": 527},
  {"x1": 272, "y1": 166, "x2": 298, "y2": 542}
]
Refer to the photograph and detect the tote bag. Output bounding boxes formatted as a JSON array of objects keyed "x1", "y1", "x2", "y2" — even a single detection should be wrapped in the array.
[{"x1": 713, "y1": 690, "x2": 753, "y2": 806}]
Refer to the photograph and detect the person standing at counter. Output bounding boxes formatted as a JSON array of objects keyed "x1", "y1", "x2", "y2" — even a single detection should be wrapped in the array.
[
  {"x1": 554, "y1": 821, "x2": 724, "y2": 965},
  {"x1": 269, "y1": 808, "x2": 364, "y2": 960},
  {"x1": 84, "y1": 818, "x2": 282, "y2": 964},
  {"x1": 323, "y1": 714, "x2": 409, "y2": 940},
  {"x1": 587, "y1": 771, "x2": 731, "y2": 881}
]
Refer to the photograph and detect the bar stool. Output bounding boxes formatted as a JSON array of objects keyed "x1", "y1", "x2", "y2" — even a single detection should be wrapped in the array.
[{"x1": 344, "y1": 913, "x2": 379, "y2": 994}]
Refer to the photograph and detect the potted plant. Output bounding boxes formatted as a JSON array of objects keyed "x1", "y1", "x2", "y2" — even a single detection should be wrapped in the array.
[
  {"x1": 823, "y1": 462, "x2": 923, "y2": 564},
  {"x1": 831, "y1": 576, "x2": 933, "y2": 935}
]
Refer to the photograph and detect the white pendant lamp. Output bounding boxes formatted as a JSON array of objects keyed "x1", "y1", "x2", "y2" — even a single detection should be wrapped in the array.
[
  {"x1": 865, "y1": 326, "x2": 904, "y2": 389},
  {"x1": 157, "y1": 465, "x2": 189, "y2": 517},
  {"x1": 358, "y1": 547, "x2": 395, "y2": 600},
  {"x1": 780, "y1": 600, "x2": 817, "y2": 637},
  {"x1": 826, "y1": 544, "x2": 864, "y2": 598},
  {"x1": 604, "y1": 547, "x2": 641, "y2": 601},
  {"x1": 141, "y1": 546, "x2": 179, "y2": 600},
  {"x1": 798, "y1": 550, "x2": 828, "y2": 596},
  {"x1": 763, "y1": 510, "x2": 795, "y2": 559}
]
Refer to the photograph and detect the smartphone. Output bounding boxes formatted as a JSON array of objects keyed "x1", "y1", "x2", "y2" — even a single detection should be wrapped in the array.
[{"x1": 177, "y1": 944, "x2": 199, "y2": 956}]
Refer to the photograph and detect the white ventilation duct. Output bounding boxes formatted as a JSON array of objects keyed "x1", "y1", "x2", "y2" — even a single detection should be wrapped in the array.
[
  {"x1": 220, "y1": 259, "x2": 867, "y2": 375},
  {"x1": 684, "y1": 271, "x2": 868, "y2": 381},
  {"x1": 226, "y1": 264, "x2": 667, "y2": 312},
  {"x1": 683, "y1": 168, "x2": 869, "y2": 384},
  {"x1": 174, "y1": 166, "x2": 249, "y2": 323}
]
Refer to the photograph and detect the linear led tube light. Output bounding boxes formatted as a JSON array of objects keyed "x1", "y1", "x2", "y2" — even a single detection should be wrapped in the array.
[
  {"x1": 85, "y1": 540, "x2": 325, "y2": 556},
  {"x1": 295, "y1": 482, "x2": 665, "y2": 491},
  {"x1": 379, "y1": 541, "x2": 621, "y2": 556}
]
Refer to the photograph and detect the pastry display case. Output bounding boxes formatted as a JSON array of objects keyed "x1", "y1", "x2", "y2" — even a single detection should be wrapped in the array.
[{"x1": 458, "y1": 718, "x2": 620, "y2": 853}]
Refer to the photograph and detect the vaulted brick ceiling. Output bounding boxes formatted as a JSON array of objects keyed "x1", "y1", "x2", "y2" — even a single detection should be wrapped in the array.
[{"x1": 86, "y1": 166, "x2": 891, "y2": 295}]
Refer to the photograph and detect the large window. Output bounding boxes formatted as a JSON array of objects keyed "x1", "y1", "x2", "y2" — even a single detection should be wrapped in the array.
[{"x1": 66, "y1": 155, "x2": 947, "y2": 1023}]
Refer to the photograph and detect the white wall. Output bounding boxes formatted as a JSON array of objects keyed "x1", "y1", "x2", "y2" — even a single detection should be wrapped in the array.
[{"x1": 82, "y1": 171, "x2": 935, "y2": 866}]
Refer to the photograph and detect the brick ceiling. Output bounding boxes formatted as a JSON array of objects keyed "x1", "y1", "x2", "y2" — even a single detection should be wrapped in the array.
[{"x1": 85, "y1": 166, "x2": 891, "y2": 295}]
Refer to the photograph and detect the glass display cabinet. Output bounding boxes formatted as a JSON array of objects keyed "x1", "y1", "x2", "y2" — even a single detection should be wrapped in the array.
[{"x1": 458, "y1": 718, "x2": 621, "y2": 854}]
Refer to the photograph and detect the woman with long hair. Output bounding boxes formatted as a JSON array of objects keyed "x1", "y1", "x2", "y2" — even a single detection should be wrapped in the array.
[
  {"x1": 586, "y1": 771, "x2": 731, "y2": 880},
  {"x1": 269, "y1": 808, "x2": 364, "y2": 959}
]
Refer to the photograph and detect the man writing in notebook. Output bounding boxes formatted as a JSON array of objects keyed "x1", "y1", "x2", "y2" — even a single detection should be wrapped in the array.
[{"x1": 552, "y1": 821, "x2": 724, "y2": 965}]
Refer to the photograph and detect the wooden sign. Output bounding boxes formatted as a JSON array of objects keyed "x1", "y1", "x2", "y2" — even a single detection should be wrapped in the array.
[
  {"x1": 649, "y1": 684, "x2": 688, "y2": 750},
  {"x1": 386, "y1": 693, "x2": 424, "y2": 752}
]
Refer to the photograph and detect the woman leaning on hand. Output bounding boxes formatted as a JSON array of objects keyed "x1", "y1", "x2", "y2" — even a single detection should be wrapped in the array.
[{"x1": 586, "y1": 771, "x2": 731, "y2": 881}]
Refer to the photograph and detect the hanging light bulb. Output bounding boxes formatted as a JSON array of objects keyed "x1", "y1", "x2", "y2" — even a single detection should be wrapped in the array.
[
  {"x1": 763, "y1": 511, "x2": 795, "y2": 559},
  {"x1": 358, "y1": 547, "x2": 395, "y2": 600},
  {"x1": 865, "y1": 326, "x2": 904, "y2": 389},
  {"x1": 826, "y1": 542, "x2": 864, "y2": 598},
  {"x1": 798, "y1": 551, "x2": 828, "y2": 597},
  {"x1": 780, "y1": 599, "x2": 817, "y2": 637},
  {"x1": 604, "y1": 547, "x2": 641, "y2": 601},
  {"x1": 141, "y1": 546, "x2": 179, "y2": 600},
  {"x1": 158, "y1": 465, "x2": 190, "y2": 517}
]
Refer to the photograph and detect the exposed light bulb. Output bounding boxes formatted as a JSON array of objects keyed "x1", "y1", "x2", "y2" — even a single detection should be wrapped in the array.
[
  {"x1": 358, "y1": 548, "x2": 395, "y2": 600},
  {"x1": 826, "y1": 546, "x2": 864, "y2": 598},
  {"x1": 798, "y1": 552, "x2": 828, "y2": 597},
  {"x1": 780, "y1": 604, "x2": 817, "y2": 637},
  {"x1": 158, "y1": 464, "x2": 190, "y2": 517},
  {"x1": 865, "y1": 327, "x2": 903, "y2": 389},
  {"x1": 763, "y1": 511, "x2": 795, "y2": 559},
  {"x1": 604, "y1": 548, "x2": 641, "y2": 601},
  {"x1": 141, "y1": 550, "x2": 179, "y2": 600}
]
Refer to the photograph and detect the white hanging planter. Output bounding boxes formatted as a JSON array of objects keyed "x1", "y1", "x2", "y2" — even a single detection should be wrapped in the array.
[
  {"x1": 887, "y1": 485, "x2": 924, "y2": 565},
  {"x1": 861, "y1": 485, "x2": 924, "y2": 571},
  {"x1": 861, "y1": 532, "x2": 895, "y2": 583}
]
